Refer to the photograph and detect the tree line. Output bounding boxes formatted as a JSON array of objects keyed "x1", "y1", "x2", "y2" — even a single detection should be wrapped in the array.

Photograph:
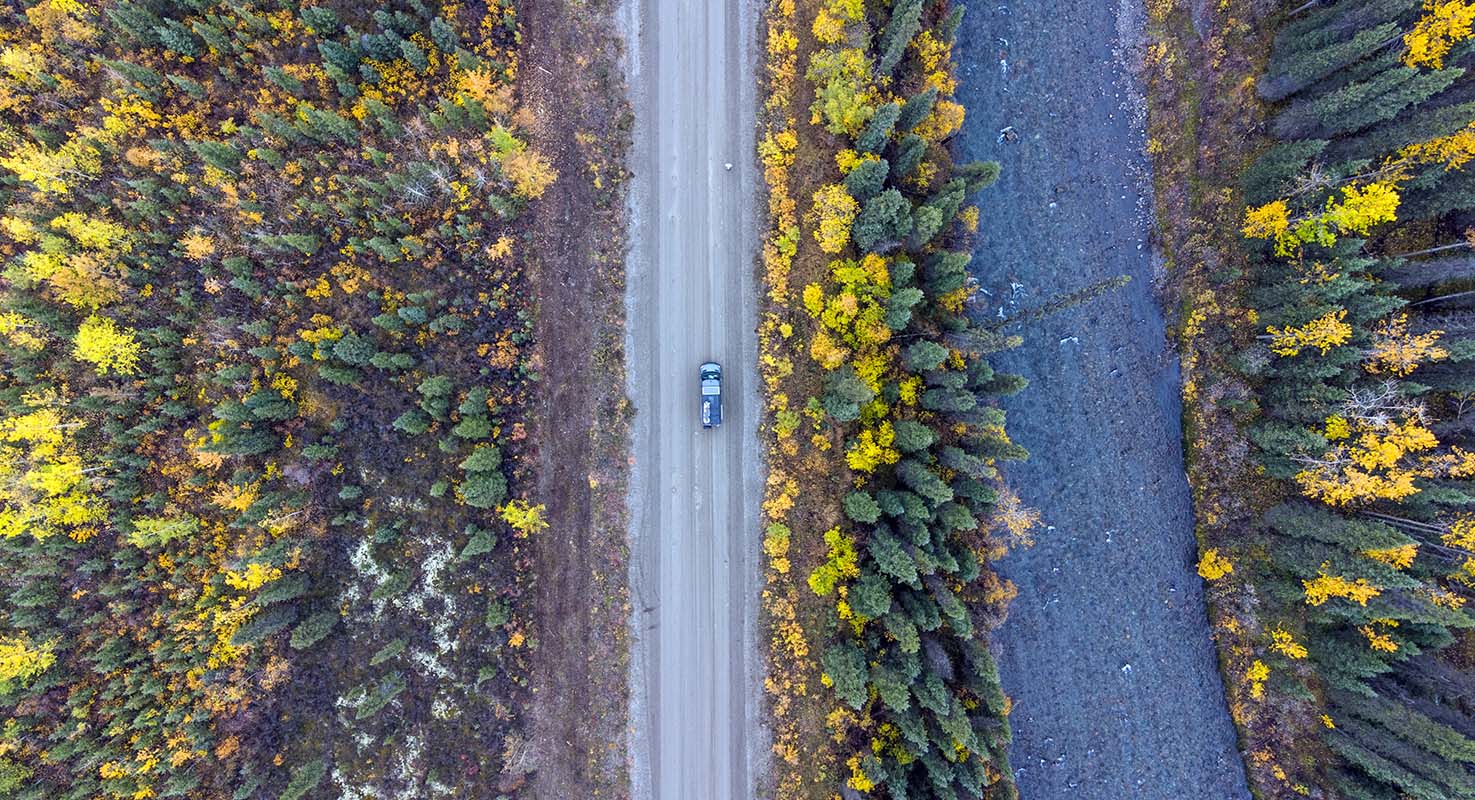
[{"x1": 1219, "y1": 0, "x2": 1475, "y2": 795}]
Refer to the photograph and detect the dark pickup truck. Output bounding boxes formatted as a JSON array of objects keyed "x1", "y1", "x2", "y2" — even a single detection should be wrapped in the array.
[{"x1": 700, "y1": 361, "x2": 722, "y2": 428}]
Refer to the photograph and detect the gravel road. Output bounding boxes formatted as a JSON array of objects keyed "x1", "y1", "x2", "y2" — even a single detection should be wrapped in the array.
[
  {"x1": 953, "y1": 2, "x2": 1252, "y2": 797},
  {"x1": 620, "y1": 0, "x2": 764, "y2": 798}
]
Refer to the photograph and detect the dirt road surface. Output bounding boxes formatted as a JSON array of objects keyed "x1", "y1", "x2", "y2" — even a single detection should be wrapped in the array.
[
  {"x1": 954, "y1": 1, "x2": 1252, "y2": 798},
  {"x1": 621, "y1": 0, "x2": 764, "y2": 798}
]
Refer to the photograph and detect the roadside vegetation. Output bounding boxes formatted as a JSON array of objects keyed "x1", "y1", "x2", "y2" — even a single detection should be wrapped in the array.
[
  {"x1": 1149, "y1": 0, "x2": 1475, "y2": 796},
  {"x1": 759, "y1": 1, "x2": 1033, "y2": 798},
  {"x1": 0, "y1": 1, "x2": 555, "y2": 797}
]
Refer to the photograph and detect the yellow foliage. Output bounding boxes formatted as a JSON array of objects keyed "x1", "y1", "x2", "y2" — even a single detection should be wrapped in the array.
[
  {"x1": 1245, "y1": 659, "x2": 1269, "y2": 700},
  {"x1": 1404, "y1": 0, "x2": 1475, "y2": 69},
  {"x1": 809, "y1": 329, "x2": 850, "y2": 370},
  {"x1": 1324, "y1": 414, "x2": 1350, "y2": 441},
  {"x1": 1303, "y1": 563, "x2": 1381, "y2": 606},
  {"x1": 1360, "y1": 619, "x2": 1400, "y2": 652},
  {"x1": 809, "y1": 184, "x2": 859, "y2": 253},
  {"x1": 1296, "y1": 411, "x2": 1439, "y2": 506},
  {"x1": 501, "y1": 147, "x2": 557, "y2": 199},
  {"x1": 0, "y1": 134, "x2": 102, "y2": 195},
  {"x1": 1446, "y1": 515, "x2": 1475, "y2": 552},
  {"x1": 73, "y1": 314, "x2": 141, "y2": 375},
  {"x1": 1269, "y1": 627, "x2": 1308, "y2": 660},
  {"x1": 50, "y1": 212, "x2": 131, "y2": 252},
  {"x1": 1242, "y1": 200, "x2": 1290, "y2": 240},
  {"x1": 812, "y1": 7, "x2": 847, "y2": 45},
  {"x1": 808, "y1": 527, "x2": 860, "y2": 598},
  {"x1": 1365, "y1": 313, "x2": 1447, "y2": 376},
  {"x1": 1400, "y1": 118, "x2": 1475, "y2": 170},
  {"x1": 500, "y1": 500, "x2": 549, "y2": 537},
  {"x1": 0, "y1": 634, "x2": 55, "y2": 687},
  {"x1": 1197, "y1": 548, "x2": 1234, "y2": 581},
  {"x1": 0, "y1": 312, "x2": 45, "y2": 351},
  {"x1": 846, "y1": 754, "x2": 876, "y2": 792},
  {"x1": 180, "y1": 231, "x2": 216, "y2": 260},
  {"x1": 224, "y1": 562, "x2": 282, "y2": 592},
  {"x1": 912, "y1": 99, "x2": 965, "y2": 141},
  {"x1": 845, "y1": 421, "x2": 899, "y2": 473},
  {"x1": 1249, "y1": 183, "x2": 1401, "y2": 256},
  {"x1": 802, "y1": 283, "x2": 826, "y2": 317},
  {"x1": 1267, "y1": 309, "x2": 1351, "y2": 357},
  {"x1": 1364, "y1": 542, "x2": 1418, "y2": 570}
]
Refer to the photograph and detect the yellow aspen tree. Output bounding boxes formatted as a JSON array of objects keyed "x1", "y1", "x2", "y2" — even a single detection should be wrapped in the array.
[
  {"x1": 224, "y1": 562, "x2": 283, "y2": 591},
  {"x1": 72, "y1": 314, "x2": 141, "y2": 375},
  {"x1": 1246, "y1": 184, "x2": 1400, "y2": 256},
  {"x1": 809, "y1": 184, "x2": 859, "y2": 253},
  {"x1": 1270, "y1": 627, "x2": 1308, "y2": 659},
  {"x1": 0, "y1": 635, "x2": 56, "y2": 689},
  {"x1": 912, "y1": 99, "x2": 965, "y2": 141},
  {"x1": 1311, "y1": 182, "x2": 1401, "y2": 240},
  {"x1": 1399, "y1": 119, "x2": 1475, "y2": 169},
  {"x1": 1365, "y1": 542, "x2": 1418, "y2": 569},
  {"x1": 1404, "y1": 0, "x2": 1475, "y2": 69},
  {"x1": 1295, "y1": 452, "x2": 1422, "y2": 506},
  {"x1": 1364, "y1": 313, "x2": 1448, "y2": 376},
  {"x1": 1303, "y1": 563, "x2": 1382, "y2": 606},
  {"x1": 991, "y1": 486, "x2": 1041, "y2": 551},
  {"x1": 500, "y1": 500, "x2": 548, "y2": 537},
  {"x1": 501, "y1": 147, "x2": 557, "y2": 199},
  {"x1": 807, "y1": 527, "x2": 859, "y2": 596},
  {"x1": 1359, "y1": 619, "x2": 1400, "y2": 652},
  {"x1": 1242, "y1": 200, "x2": 1290, "y2": 240},
  {"x1": 1197, "y1": 548, "x2": 1234, "y2": 580},
  {"x1": 1266, "y1": 309, "x2": 1352, "y2": 356},
  {"x1": 1444, "y1": 515, "x2": 1475, "y2": 587},
  {"x1": 1245, "y1": 659, "x2": 1270, "y2": 699}
]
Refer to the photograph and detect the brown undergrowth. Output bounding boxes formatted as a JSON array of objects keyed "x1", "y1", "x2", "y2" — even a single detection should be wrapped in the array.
[
  {"x1": 520, "y1": 0, "x2": 634, "y2": 796},
  {"x1": 1145, "y1": 0, "x2": 1336, "y2": 796}
]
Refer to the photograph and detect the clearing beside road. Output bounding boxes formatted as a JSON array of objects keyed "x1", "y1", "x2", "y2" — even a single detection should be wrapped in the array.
[{"x1": 522, "y1": 1, "x2": 634, "y2": 796}]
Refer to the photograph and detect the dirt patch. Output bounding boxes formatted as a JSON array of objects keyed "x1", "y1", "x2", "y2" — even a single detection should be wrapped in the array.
[{"x1": 519, "y1": 0, "x2": 634, "y2": 796}]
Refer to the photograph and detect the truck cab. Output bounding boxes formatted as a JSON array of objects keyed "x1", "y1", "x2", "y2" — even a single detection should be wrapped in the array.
[{"x1": 700, "y1": 362, "x2": 722, "y2": 428}]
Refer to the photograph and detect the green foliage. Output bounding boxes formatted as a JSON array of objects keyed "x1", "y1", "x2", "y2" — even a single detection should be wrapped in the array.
[
  {"x1": 821, "y1": 641, "x2": 869, "y2": 710},
  {"x1": 0, "y1": 2, "x2": 544, "y2": 796},
  {"x1": 460, "y1": 469, "x2": 508, "y2": 509},
  {"x1": 278, "y1": 759, "x2": 326, "y2": 800},
  {"x1": 821, "y1": 365, "x2": 876, "y2": 422},
  {"x1": 127, "y1": 515, "x2": 199, "y2": 548},
  {"x1": 858, "y1": 103, "x2": 902, "y2": 154},
  {"x1": 459, "y1": 525, "x2": 497, "y2": 560},
  {"x1": 0, "y1": 757, "x2": 32, "y2": 794},
  {"x1": 845, "y1": 157, "x2": 891, "y2": 200},
  {"x1": 370, "y1": 639, "x2": 407, "y2": 666},
  {"x1": 877, "y1": 0, "x2": 924, "y2": 76},
  {"x1": 255, "y1": 572, "x2": 309, "y2": 605},
  {"x1": 289, "y1": 611, "x2": 339, "y2": 650},
  {"x1": 897, "y1": 87, "x2": 938, "y2": 133},
  {"x1": 843, "y1": 490, "x2": 883, "y2": 523},
  {"x1": 902, "y1": 340, "x2": 948, "y2": 372},
  {"x1": 891, "y1": 133, "x2": 927, "y2": 179},
  {"x1": 852, "y1": 189, "x2": 914, "y2": 252},
  {"x1": 229, "y1": 605, "x2": 297, "y2": 647}
]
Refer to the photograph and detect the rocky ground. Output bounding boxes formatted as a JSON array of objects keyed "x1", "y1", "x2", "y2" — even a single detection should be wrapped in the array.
[{"x1": 954, "y1": 1, "x2": 1252, "y2": 797}]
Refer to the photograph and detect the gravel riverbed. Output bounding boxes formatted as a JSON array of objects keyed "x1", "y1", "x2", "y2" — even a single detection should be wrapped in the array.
[{"x1": 955, "y1": 2, "x2": 1252, "y2": 797}]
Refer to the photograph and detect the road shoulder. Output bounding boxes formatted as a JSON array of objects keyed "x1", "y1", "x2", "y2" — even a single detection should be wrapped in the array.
[{"x1": 521, "y1": 0, "x2": 635, "y2": 796}]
